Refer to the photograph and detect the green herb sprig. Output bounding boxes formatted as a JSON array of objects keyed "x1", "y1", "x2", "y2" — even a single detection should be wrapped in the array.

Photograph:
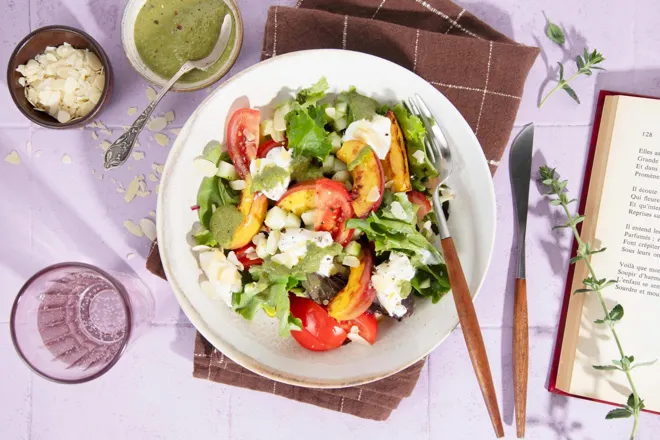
[
  {"x1": 540, "y1": 166, "x2": 657, "y2": 440},
  {"x1": 538, "y1": 18, "x2": 606, "y2": 107}
]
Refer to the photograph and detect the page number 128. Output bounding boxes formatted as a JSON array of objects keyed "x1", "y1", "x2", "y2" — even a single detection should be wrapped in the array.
[{"x1": 643, "y1": 131, "x2": 653, "y2": 138}]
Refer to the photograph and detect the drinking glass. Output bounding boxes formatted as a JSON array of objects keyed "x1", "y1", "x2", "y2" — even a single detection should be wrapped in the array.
[{"x1": 10, "y1": 262, "x2": 154, "y2": 383}]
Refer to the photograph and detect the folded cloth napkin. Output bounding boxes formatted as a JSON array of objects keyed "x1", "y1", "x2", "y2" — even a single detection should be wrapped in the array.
[{"x1": 146, "y1": 0, "x2": 539, "y2": 421}]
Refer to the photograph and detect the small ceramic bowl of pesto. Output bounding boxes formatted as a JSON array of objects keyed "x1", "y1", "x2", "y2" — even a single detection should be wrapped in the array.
[{"x1": 121, "y1": 0, "x2": 243, "y2": 92}]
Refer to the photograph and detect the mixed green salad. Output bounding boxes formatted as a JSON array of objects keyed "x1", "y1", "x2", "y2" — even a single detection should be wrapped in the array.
[{"x1": 189, "y1": 78, "x2": 454, "y2": 351}]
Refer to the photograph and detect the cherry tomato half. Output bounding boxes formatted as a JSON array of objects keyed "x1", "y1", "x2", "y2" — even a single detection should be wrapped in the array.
[
  {"x1": 407, "y1": 190, "x2": 432, "y2": 221},
  {"x1": 340, "y1": 311, "x2": 378, "y2": 345},
  {"x1": 233, "y1": 244, "x2": 263, "y2": 269},
  {"x1": 227, "y1": 108, "x2": 261, "y2": 179},
  {"x1": 257, "y1": 138, "x2": 287, "y2": 158},
  {"x1": 290, "y1": 296, "x2": 347, "y2": 351}
]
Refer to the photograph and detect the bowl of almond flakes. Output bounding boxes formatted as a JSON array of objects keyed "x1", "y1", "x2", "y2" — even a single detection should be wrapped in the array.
[{"x1": 7, "y1": 25, "x2": 113, "y2": 129}]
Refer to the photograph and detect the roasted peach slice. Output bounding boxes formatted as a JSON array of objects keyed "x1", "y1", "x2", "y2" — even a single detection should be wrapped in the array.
[
  {"x1": 383, "y1": 110, "x2": 412, "y2": 192},
  {"x1": 336, "y1": 140, "x2": 385, "y2": 218},
  {"x1": 327, "y1": 247, "x2": 376, "y2": 321},
  {"x1": 228, "y1": 183, "x2": 268, "y2": 250}
]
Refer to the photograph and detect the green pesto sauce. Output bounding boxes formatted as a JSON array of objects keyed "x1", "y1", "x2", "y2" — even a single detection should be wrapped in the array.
[
  {"x1": 347, "y1": 146, "x2": 372, "y2": 171},
  {"x1": 297, "y1": 243, "x2": 342, "y2": 273},
  {"x1": 134, "y1": 0, "x2": 237, "y2": 83},
  {"x1": 290, "y1": 155, "x2": 323, "y2": 182},
  {"x1": 252, "y1": 165, "x2": 289, "y2": 193},
  {"x1": 209, "y1": 204, "x2": 243, "y2": 247}
]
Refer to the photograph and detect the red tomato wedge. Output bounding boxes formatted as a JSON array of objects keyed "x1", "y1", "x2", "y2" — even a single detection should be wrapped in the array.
[
  {"x1": 233, "y1": 244, "x2": 263, "y2": 269},
  {"x1": 257, "y1": 139, "x2": 287, "y2": 158},
  {"x1": 226, "y1": 108, "x2": 260, "y2": 179},
  {"x1": 315, "y1": 179, "x2": 354, "y2": 246},
  {"x1": 340, "y1": 312, "x2": 378, "y2": 345},
  {"x1": 407, "y1": 190, "x2": 432, "y2": 221},
  {"x1": 289, "y1": 296, "x2": 347, "y2": 351},
  {"x1": 277, "y1": 178, "x2": 354, "y2": 246}
]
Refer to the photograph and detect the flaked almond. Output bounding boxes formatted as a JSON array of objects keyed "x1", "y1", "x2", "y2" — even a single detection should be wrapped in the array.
[
  {"x1": 140, "y1": 218, "x2": 157, "y2": 241},
  {"x1": 123, "y1": 220, "x2": 143, "y2": 237},
  {"x1": 132, "y1": 151, "x2": 145, "y2": 161},
  {"x1": 146, "y1": 86, "x2": 157, "y2": 101},
  {"x1": 4, "y1": 151, "x2": 20, "y2": 164},
  {"x1": 127, "y1": 107, "x2": 137, "y2": 116},
  {"x1": 148, "y1": 117, "x2": 168, "y2": 132},
  {"x1": 61, "y1": 154, "x2": 72, "y2": 164},
  {"x1": 164, "y1": 111, "x2": 175, "y2": 122},
  {"x1": 154, "y1": 133, "x2": 169, "y2": 146}
]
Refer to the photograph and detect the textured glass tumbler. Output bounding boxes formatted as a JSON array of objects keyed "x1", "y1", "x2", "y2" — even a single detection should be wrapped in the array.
[{"x1": 10, "y1": 262, "x2": 154, "y2": 383}]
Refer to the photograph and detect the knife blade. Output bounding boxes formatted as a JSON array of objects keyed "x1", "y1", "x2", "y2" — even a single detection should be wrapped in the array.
[{"x1": 509, "y1": 123, "x2": 533, "y2": 439}]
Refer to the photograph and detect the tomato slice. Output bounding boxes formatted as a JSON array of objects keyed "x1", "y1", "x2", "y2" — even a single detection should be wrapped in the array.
[
  {"x1": 227, "y1": 108, "x2": 261, "y2": 179},
  {"x1": 315, "y1": 178, "x2": 355, "y2": 246},
  {"x1": 407, "y1": 190, "x2": 432, "y2": 221},
  {"x1": 290, "y1": 296, "x2": 347, "y2": 351},
  {"x1": 233, "y1": 244, "x2": 263, "y2": 269},
  {"x1": 340, "y1": 312, "x2": 378, "y2": 345},
  {"x1": 257, "y1": 138, "x2": 287, "y2": 158}
]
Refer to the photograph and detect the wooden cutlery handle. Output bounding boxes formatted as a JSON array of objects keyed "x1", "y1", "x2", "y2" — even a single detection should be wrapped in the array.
[
  {"x1": 441, "y1": 237, "x2": 504, "y2": 438},
  {"x1": 513, "y1": 278, "x2": 529, "y2": 438}
]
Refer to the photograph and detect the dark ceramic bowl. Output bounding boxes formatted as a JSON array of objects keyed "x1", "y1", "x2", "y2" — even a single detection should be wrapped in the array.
[{"x1": 7, "y1": 25, "x2": 113, "y2": 129}]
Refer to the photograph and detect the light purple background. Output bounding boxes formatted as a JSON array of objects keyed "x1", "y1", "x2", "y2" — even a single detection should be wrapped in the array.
[{"x1": 2, "y1": 0, "x2": 660, "y2": 439}]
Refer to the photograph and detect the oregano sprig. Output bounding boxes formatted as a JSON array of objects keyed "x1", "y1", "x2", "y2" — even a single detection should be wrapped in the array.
[
  {"x1": 539, "y1": 49, "x2": 606, "y2": 108},
  {"x1": 540, "y1": 166, "x2": 656, "y2": 440},
  {"x1": 545, "y1": 16, "x2": 566, "y2": 45}
]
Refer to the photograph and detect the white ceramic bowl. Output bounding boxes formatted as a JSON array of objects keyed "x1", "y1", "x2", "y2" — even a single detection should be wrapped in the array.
[
  {"x1": 157, "y1": 49, "x2": 496, "y2": 388},
  {"x1": 120, "y1": 0, "x2": 243, "y2": 92}
]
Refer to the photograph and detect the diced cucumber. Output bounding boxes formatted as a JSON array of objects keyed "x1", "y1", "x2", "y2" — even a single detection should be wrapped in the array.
[
  {"x1": 333, "y1": 159, "x2": 347, "y2": 172},
  {"x1": 265, "y1": 206, "x2": 287, "y2": 230},
  {"x1": 301, "y1": 210, "x2": 315, "y2": 226},
  {"x1": 325, "y1": 107, "x2": 337, "y2": 119},
  {"x1": 284, "y1": 212, "x2": 301, "y2": 229},
  {"x1": 332, "y1": 170, "x2": 350, "y2": 182},
  {"x1": 419, "y1": 279, "x2": 431, "y2": 289},
  {"x1": 328, "y1": 132, "x2": 342, "y2": 152},
  {"x1": 322, "y1": 155, "x2": 335, "y2": 173},
  {"x1": 345, "y1": 241, "x2": 361, "y2": 256},
  {"x1": 334, "y1": 117, "x2": 347, "y2": 131},
  {"x1": 216, "y1": 161, "x2": 238, "y2": 180},
  {"x1": 335, "y1": 101, "x2": 348, "y2": 115},
  {"x1": 229, "y1": 180, "x2": 247, "y2": 191}
]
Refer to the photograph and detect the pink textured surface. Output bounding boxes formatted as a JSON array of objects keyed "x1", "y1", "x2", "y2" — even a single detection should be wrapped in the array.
[{"x1": 1, "y1": 0, "x2": 660, "y2": 438}]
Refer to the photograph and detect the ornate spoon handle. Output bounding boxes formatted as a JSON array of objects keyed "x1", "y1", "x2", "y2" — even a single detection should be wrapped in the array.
[{"x1": 103, "y1": 62, "x2": 194, "y2": 169}]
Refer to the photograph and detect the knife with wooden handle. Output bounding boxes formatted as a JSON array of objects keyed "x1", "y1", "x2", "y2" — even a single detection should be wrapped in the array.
[{"x1": 509, "y1": 124, "x2": 534, "y2": 438}]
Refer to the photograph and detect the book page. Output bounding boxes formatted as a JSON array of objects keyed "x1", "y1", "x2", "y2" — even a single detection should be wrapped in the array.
[{"x1": 570, "y1": 96, "x2": 660, "y2": 411}]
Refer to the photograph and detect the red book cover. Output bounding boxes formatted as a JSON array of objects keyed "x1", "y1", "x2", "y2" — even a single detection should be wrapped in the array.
[{"x1": 547, "y1": 89, "x2": 660, "y2": 415}]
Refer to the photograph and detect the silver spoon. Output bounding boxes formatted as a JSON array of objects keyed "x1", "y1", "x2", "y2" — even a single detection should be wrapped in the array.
[{"x1": 103, "y1": 14, "x2": 232, "y2": 169}]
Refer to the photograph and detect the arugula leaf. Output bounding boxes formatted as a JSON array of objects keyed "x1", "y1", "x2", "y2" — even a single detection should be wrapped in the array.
[
  {"x1": 296, "y1": 77, "x2": 328, "y2": 108},
  {"x1": 411, "y1": 263, "x2": 450, "y2": 303},
  {"x1": 285, "y1": 104, "x2": 332, "y2": 161},
  {"x1": 391, "y1": 104, "x2": 438, "y2": 185}
]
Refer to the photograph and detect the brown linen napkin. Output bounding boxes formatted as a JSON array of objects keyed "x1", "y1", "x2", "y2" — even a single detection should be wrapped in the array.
[
  {"x1": 263, "y1": 0, "x2": 539, "y2": 173},
  {"x1": 147, "y1": 0, "x2": 539, "y2": 421},
  {"x1": 146, "y1": 242, "x2": 424, "y2": 421}
]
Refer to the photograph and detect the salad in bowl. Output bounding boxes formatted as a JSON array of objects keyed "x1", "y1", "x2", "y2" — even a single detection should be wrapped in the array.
[{"x1": 189, "y1": 78, "x2": 454, "y2": 352}]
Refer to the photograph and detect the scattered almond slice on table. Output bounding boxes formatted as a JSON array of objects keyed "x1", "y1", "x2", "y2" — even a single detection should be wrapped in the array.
[
  {"x1": 123, "y1": 220, "x2": 143, "y2": 237},
  {"x1": 26, "y1": 141, "x2": 32, "y2": 154},
  {"x1": 99, "y1": 140, "x2": 110, "y2": 151},
  {"x1": 169, "y1": 128, "x2": 181, "y2": 136},
  {"x1": 140, "y1": 218, "x2": 157, "y2": 241},
  {"x1": 146, "y1": 86, "x2": 157, "y2": 102},
  {"x1": 124, "y1": 175, "x2": 142, "y2": 203},
  {"x1": 4, "y1": 151, "x2": 21, "y2": 164},
  {"x1": 148, "y1": 117, "x2": 168, "y2": 132},
  {"x1": 126, "y1": 253, "x2": 136, "y2": 260},
  {"x1": 127, "y1": 107, "x2": 137, "y2": 116},
  {"x1": 164, "y1": 111, "x2": 175, "y2": 122},
  {"x1": 34, "y1": 150, "x2": 42, "y2": 158},
  {"x1": 132, "y1": 151, "x2": 145, "y2": 161},
  {"x1": 154, "y1": 133, "x2": 169, "y2": 147},
  {"x1": 149, "y1": 210, "x2": 156, "y2": 218},
  {"x1": 91, "y1": 131, "x2": 98, "y2": 140},
  {"x1": 61, "y1": 154, "x2": 72, "y2": 164}
]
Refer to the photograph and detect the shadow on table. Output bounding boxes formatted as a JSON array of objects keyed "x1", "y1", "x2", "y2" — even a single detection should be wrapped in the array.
[
  {"x1": 169, "y1": 308, "x2": 196, "y2": 361},
  {"x1": 461, "y1": 1, "x2": 514, "y2": 39}
]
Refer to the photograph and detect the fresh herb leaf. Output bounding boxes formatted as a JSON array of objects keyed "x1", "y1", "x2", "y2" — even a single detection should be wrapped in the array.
[
  {"x1": 605, "y1": 408, "x2": 633, "y2": 420},
  {"x1": 391, "y1": 103, "x2": 438, "y2": 185},
  {"x1": 202, "y1": 140, "x2": 224, "y2": 164},
  {"x1": 347, "y1": 146, "x2": 373, "y2": 171},
  {"x1": 562, "y1": 83, "x2": 580, "y2": 104},
  {"x1": 345, "y1": 90, "x2": 380, "y2": 123},
  {"x1": 545, "y1": 17, "x2": 566, "y2": 45},
  {"x1": 411, "y1": 263, "x2": 450, "y2": 303},
  {"x1": 290, "y1": 155, "x2": 324, "y2": 182}
]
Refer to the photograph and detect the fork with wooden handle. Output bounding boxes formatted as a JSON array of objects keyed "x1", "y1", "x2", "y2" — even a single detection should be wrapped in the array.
[{"x1": 408, "y1": 95, "x2": 504, "y2": 438}]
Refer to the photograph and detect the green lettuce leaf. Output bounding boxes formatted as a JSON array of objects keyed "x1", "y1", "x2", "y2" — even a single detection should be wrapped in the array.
[
  {"x1": 290, "y1": 155, "x2": 323, "y2": 182},
  {"x1": 379, "y1": 192, "x2": 418, "y2": 224},
  {"x1": 285, "y1": 104, "x2": 332, "y2": 161},
  {"x1": 296, "y1": 77, "x2": 329, "y2": 108},
  {"x1": 392, "y1": 103, "x2": 438, "y2": 185},
  {"x1": 347, "y1": 213, "x2": 443, "y2": 263},
  {"x1": 410, "y1": 262, "x2": 450, "y2": 303}
]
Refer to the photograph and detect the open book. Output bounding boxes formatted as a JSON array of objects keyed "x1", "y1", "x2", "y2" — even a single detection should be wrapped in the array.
[{"x1": 549, "y1": 91, "x2": 660, "y2": 413}]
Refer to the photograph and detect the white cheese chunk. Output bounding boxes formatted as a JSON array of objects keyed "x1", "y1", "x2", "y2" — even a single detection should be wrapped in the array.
[
  {"x1": 249, "y1": 146, "x2": 292, "y2": 201},
  {"x1": 342, "y1": 115, "x2": 392, "y2": 159},
  {"x1": 371, "y1": 252, "x2": 416, "y2": 317}
]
